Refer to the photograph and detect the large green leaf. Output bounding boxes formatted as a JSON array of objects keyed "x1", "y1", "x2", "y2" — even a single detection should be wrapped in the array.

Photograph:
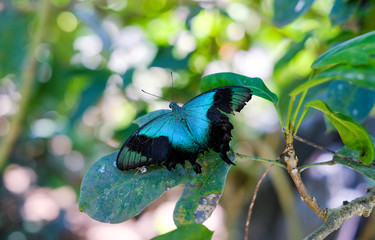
[
  {"x1": 200, "y1": 72, "x2": 278, "y2": 104},
  {"x1": 312, "y1": 31, "x2": 375, "y2": 69},
  {"x1": 324, "y1": 81, "x2": 375, "y2": 123},
  {"x1": 79, "y1": 151, "x2": 232, "y2": 223},
  {"x1": 305, "y1": 100, "x2": 374, "y2": 165},
  {"x1": 272, "y1": 0, "x2": 315, "y2": 27},
  {"x1": 174, "y1": 153, "x2": 233, "y2": 226},
  {"x1": 290, "y1": 31, "x2": 375, "y2": 96},
  {"x1": 333, "y1": 145, "x2": 375, "y2": 181},
  {"x1": 313, "y1": 65, "x2": 375, "y2": 91},
  {"x1": 152, "y1": 224, "x2": 213, "y2": 240},
  {"x1": 290, "y1": 66, "x2": 375, "y2": 96},
  {"x1": 293, "y1": 80, "x2": 375, "y2": 126}
]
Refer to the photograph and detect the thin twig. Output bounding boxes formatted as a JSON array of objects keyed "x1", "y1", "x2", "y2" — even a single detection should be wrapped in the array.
[
  {"x1": 244, "y1": 165, "x2": 273, "y2": 240},
  {"x1": 293, "y1": 135, "x2": 359, "y2": 162},
  {"x1": 298, "y1": 160, "x2": 336, "y2": 172},
  {"x1": 236, "y1": 153, "x2": 286, "y2": 169}
]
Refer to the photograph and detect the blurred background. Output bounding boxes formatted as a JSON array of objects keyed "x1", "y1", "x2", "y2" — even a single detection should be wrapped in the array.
[{"x1": 1, "y1": 0, "x2": 375, "y2": 239}]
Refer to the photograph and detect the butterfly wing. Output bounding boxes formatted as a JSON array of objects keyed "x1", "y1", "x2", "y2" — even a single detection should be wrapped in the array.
[
  {"x1": 182, "y1": 86, "x2": 252, "y2": 164},
  {"x1": 116, "y1": 111, "x2": 204, "y2": 173}
]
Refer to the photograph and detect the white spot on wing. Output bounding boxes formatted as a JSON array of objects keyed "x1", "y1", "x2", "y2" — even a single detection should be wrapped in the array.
[
  {"x1": 98, "y1": 165, "x2": 105, "y2": 173},
  {"x1": 295, "y1": 0, "x2": 305, "y2": 12}
]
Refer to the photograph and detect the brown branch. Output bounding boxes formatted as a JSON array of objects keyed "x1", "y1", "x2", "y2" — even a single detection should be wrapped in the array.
[
  {"x1": 283, "y1": 144, "x2": 328, "y2": 220},
  {"x1": 304, "y1": 187, "x2": 375, "y2": 240},
  {"x1": 244, "y1": 165, "x2": 273, "y2": 240}
]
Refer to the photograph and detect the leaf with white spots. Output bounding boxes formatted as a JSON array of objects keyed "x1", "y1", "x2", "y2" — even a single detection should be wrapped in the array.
[
  {"x1": 79, "y1": 151, "x2": 232, "y2": 223},
  {"x1": 173, "y1": 154, "x2": 233, "y2": 226},
  {"x1": 313, "y1": 65, "x2": 375, "y2": 91},
  {"x1": 305, "y1": 100, "x2": 374, "y2": 165},
  {"x1": 324, "y1": 81, "x2": 375, "y2": 124}
]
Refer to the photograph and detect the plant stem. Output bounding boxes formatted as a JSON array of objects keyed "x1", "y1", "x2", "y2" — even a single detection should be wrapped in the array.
[
  {"x1": 274, "y1": 103, "x2": 285, "y2": 130},
  {"x1": 291, "y1": 89, "x2": 307, "y2": 132},
  {"x1": 285, "y1": 96, "x2": 295, "y2": 134},
  {"x1": 236, "y1": 153, "x2": 286, "y2": 169},
  {"x1": 293, "y1": 102, "x2": 308, "y2": 134},
  {"x1": 0, "y1": 0, "x2": 51, "y2": 171},
  {"x1": 293, "y1": 135, "x2": 360, "y2": 162},
  {"x1": 290, "y1": 69, "x2": 317, "y2": 134},
  {"x1": 298, "y1": 161, "x2": 336, "y2": 173}
]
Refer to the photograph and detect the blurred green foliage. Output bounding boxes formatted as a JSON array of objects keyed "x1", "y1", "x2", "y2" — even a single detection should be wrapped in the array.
[{"x1": 1, "y1": 0, "x2": 375, "y2": 239}]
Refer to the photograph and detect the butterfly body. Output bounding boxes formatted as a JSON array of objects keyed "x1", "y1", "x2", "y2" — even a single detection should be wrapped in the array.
[{"x1": 117, "y1": 86, "x2": 252, "y2": 174}]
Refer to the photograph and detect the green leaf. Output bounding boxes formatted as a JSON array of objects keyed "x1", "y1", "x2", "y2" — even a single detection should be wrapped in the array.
[
  {"x1": 70, "y1": 71, "x2": 110, "y2": 124},
  {"x1": 174, "y1": 153, "x2": 233, "y2": 226},
  {"x1": 333, "y1": 145, "x2": 375, "y2": 180},
  {"x1": 289, "y1": 78, "x2": 331, "y2": 97},
  {"x1": 272, "y1": 0, "x2": 315, "y2": 27},
  {"x1": 312, "y1": 31, "x2": 375, "y2": 69},
  {"x1": 274, "y1": 32, "x2": 312, "y2": 70},
  {"x1": 151, "y1": 46, "x2": 190, "y2": 70},
  {"x1": 324, "y1": 81, "x2": 375, "y2": 123},
  {"x1": 0, "y1": 11, "x2": 30, "y2": 74},
  {"x1": 79, "y1": 152, "x2": 231, "y2": 223},
  {"x1": 305, "y1": 100, "x2": 374, "y2": 165},
  {"x1": 133, "y1": 109, "x2": 170, "y2": 127},
  {"x1": 122, "y1": 67, "x2": 135, "y2": 89},
  {"x1": 200, "y1": 72, "x2": 278, "y2": 104},
  {"x1": 291, "y1": 32, "x2": 375, "y2": 96},
  {"x1": 329, "y1": 0, "x2": 357, "y2": 25},
  {"x1": 313, "y1": 65, "x2": 375, "y2": 91},
  {"x1": 152, "y1": 224, "x2": 213, "y2": 240}
]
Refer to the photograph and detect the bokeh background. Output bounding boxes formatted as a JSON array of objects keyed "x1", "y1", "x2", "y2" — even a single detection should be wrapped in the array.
[{"x1": 1, "y1": 0, "x2": 375, "y2": 239}]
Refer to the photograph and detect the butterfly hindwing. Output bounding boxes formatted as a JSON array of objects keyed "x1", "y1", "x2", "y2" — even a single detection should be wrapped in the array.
[{"x1": 117, "y1": 86, "x2": 252, "y2": 174}]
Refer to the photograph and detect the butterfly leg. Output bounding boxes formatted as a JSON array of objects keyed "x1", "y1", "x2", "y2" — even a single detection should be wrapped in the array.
[
  {"x1": 219, "y1": 152, "x2": 235, "y2": 165},
  {"x1": 165, "y1": 160, "x2": 177, "y2": 170},
  {"x1": 193, "y1": 162, "x2": 202, "y2": 174},
  {"x1": 187, "y1": 158, "x2": 202, "y2": 174}
]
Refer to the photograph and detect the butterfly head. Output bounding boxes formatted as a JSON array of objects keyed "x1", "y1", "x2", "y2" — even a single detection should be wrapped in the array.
[{"x1": 169, "y1": 101, "x2": 178, "y2": 109}]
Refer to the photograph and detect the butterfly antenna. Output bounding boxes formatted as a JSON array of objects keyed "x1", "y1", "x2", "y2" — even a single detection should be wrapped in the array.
[
  {"x1": 141, "y1": 89, "x2": 170, "y2": 102},
  {"x1": 170, "y1": 72, "x2": 174, "y2": 101}
]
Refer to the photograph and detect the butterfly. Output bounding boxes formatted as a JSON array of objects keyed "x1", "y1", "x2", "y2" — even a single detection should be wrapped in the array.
[{"x1": 117, "y1": 86, "x2": 252, "y2": 174}]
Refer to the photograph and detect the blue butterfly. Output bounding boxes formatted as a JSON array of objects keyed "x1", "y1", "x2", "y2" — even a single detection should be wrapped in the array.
[{"x1": 117, "y1": 86, "x2": 252, "y2": 174}]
